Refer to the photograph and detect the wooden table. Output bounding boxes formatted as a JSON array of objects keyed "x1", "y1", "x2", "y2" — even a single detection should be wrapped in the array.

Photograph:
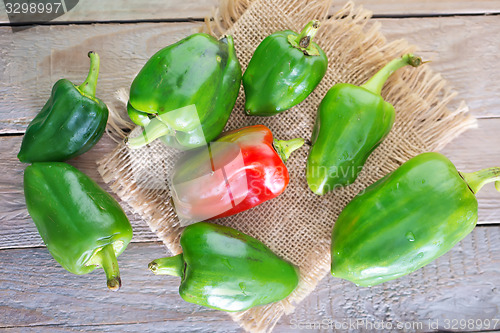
[{"x1": 1, "y1": 1, "x2": 500, "y2": 332}]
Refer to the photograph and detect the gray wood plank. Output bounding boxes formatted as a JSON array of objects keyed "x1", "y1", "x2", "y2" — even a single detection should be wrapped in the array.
[
  {"x1": 0, "y1": 16, "x2": 499, "y2": 134},
  {"x1": 1, "y1": 227, "x2": 500, "y2": 331},
  {"x1": 0, "y1": 22, "x2": 201, "y2": 134},
  {"x1": 0, "y1": 242, "x2": 239, "y2": 332},
  {"x1": 1, "y1": 117, "x2": 499, "y2": 250},
  {"x1": 0, "y1": 0, "x2": 218, "y2": 24},
  {"x1": 379, "y1": 15, "x2": 500, "y2": 120},
  {"x1": 0, "y1": 0, "x2": 498, "y2": 25},
  {"x1": 356, "y1": 0, "x2": 500, "y2": 16}
]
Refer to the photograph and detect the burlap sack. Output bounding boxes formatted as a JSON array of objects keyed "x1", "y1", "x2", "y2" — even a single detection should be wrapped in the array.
[{"x1": 98, "y1": 0, "x2": 477, "y2": 332}]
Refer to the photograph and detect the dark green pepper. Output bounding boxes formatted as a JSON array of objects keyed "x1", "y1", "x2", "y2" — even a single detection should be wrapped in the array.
[
  {"x1": 331, "y1": 152, "x2": 500, "y2": 287},
  {"x1": 243, "y1": 20, "x2": 328, "y2": 116},
  {"x1": 307, "y1": 54, "x2": 423, "y2": 195},
  {"x1": 149, "y1": 222, "x2": 299, "y2": 311},
  {"x1": 18, "y1": 52, "x2": 108, "y2": 163},
  {"x1": 126, "y1": 33, "x2": 242, "y2": 149},
  {"x1": 24, "y1": 162, "x2": 133, "y2": 291}
]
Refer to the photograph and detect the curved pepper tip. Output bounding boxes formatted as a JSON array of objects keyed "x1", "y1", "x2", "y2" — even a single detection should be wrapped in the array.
[{"x1": 17, "y1": 152, "x2": 26, "y2": 163}]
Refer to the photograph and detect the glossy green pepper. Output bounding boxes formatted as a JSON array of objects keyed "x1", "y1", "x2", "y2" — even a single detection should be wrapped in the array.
[
  {"x1": 149, "y1": 222, "x2": 299, "y2": 311},
  {"x1": 307, "y1": 54, "x2": 423, "y2": 195},
  {"x1": 18, "y1": 52, "x2": 108, "y2": 163},
  {"x1": 331, "y1": 152, "x2": 500, "y2": 287},
  {"x1": 24, "y1": 162, "x2": 133, "y2": 291},
  {"x1": 243, "y1": 20, "x2": 328, "y2": 116},
  {"x1": 126, "y1": 33, "x2": 242, "y2": 149}
]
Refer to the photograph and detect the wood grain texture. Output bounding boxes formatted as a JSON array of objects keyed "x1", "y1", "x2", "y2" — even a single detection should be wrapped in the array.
[
  {"x1": 0, "y1": 242, "x2": 239, "y2": 332},
  {"x1": 0, "y1": 0, "x2": 218, "y2": 24},
  {"x1": 351, "y1": 0, "x2": 500, "y2": 16},
  {"x1": 0, "y1": 0, "x2": 499, "y2": 25},
  {"x1": 1, "y1": 117, "x2": 499, "y2": 250},
  {"x1": 0, "y1": 15, "x2": 499, "y2": 134},
  {"x1": 1, "y1": 227, "x2": 500, "y2": 331},
  {"x1": 0, "y1": 22, "x2": 201, "y2": 134},
  {"x1": 379, "y1": 15, "x2": 500, "y2": 119}
]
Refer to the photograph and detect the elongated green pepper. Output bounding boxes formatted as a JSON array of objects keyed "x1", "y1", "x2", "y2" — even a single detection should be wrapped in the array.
[
  {"x1": 149, "y1": 222, "x2": 299, "y2": 311},
  {"x1": 331, "y1": 152, "x2": 500, "y2": 287},
  {"x1": 307, "y1": 54, "x2": 423, "y2": 195},
  {"x1": 18, "y1": 52, "x2": 108, "y2": 163},
  {"x1": 126, "y1": 33, "x2": 242, "y2": 150},
  {"x1": 24, "y1": 162, "x2": 133, "y2": 290},
  {"x1": 243, "y1": 20, "x2": 328, "y2": 116}
]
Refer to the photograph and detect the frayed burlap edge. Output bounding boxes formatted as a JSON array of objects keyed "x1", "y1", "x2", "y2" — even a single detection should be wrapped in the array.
[{"x1": 97, "y1": 1, "x2": 477, "y2": 332}]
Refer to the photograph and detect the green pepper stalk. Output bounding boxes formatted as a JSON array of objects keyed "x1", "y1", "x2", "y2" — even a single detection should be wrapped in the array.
[
  {"x1": 361, "y1": 54, "x2": 422, "y2": 95},
  {"x1": 273, "y1": 138, "x2": 305, "y2": 163},
  {"x1": 78, "y1": 51, "x2": 100, "y2": 98},
  {"x1": 287, "y1": 20, "x2": 321, "y2": 55},
  {"x1": 24, "y1": 162, "x2": 133, "y2": 291},
  {"x1": 87, "y1": 244, "x2": 122, "y2": 291},
  {"x1": 149, "y1": 254, "x2": 184, "y2": 277},
  {"x1": 18, "y1": 52, "x2": 109, "y2": 163},
  {"x1": 125, "y1": 117, "x2": 174, "y2": 149},
  {"x1": 149, "y1": 222, "x2": 299, "y2": 312},
  {"x1": 307, "y1": 54, "x2": 423, "y2": 195},
  {"x1": 331, "y1": 152, "x2": 499, "y2": 287},
  {"x1": 460, "y1": 168, "x2": 500, "y2": 194}
]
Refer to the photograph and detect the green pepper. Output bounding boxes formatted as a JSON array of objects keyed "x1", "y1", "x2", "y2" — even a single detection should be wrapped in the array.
[
  {"x1": 18, "y1": 52, "x2": 108, "y2": 163},
  {"x1": 24, "y1": 162, "x2": 133, "y2": 291},
  {"x1": 149, "y1": 222, "x2": 299, "y2": 311},
  {"x1": 306, "y1": 54, "x2": 423, "y2": 195},
  {"x1": 331, "y1": 152, "x2": 500, "y2": 287},
  {"x1": 126, "y1": 33, "x2": 242, "y2": 149},
  {"x1": 243, "y1": 20, "x2": 328, "y2": 116}
]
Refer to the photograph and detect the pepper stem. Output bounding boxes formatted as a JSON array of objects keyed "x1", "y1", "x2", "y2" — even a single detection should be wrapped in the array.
[
  {"x1": 288, "y1": 20, "x2": 321, "y2": 56},
  {"x1": 77, "y1": 51, "x2": 100, "y2": 98},
  {"x1": 93, "y1": 244, "x2": 121, "y2": 291},
  {"x1": 148, "y1": 254, "x2": 184, "y2": 277},
  {"x1": 126, "y1": 117, "x2": 174, "y2": 149},
  {"x1": 361, "y1": 54, "x2": 423, "y2": 95},
  {"x1": 297, "y1": 20, "x2": 320, "y2": 48},
  {"x1": 460, "y1": 168, "x2": 500, "y2": 194},
  {"x1": 273, "y1": 138, "x2": 305, "y2": 163}
]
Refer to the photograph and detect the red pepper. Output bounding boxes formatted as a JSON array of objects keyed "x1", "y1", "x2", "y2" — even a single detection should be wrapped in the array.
[{"x1": 170, "y1": 125, "x2": 304, "y2": 222}]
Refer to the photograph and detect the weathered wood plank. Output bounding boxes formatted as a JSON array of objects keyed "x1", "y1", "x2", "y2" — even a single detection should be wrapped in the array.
[
  {"x1": 0, "y1": 242, "x2": 238, "y2": 332},
  {"x1": 1, "y1": 227, "x2": 500, "y2": 331},
  {"x1": 0, "y1": 16, "x2": 499, "y2": 134},
  {"x1": 356, "y1": 0, "x2": 500, "y2": 16},
  {"x1": 0, "y1": 0, "x2": 498, "y2": 25},
  {"x1": 379, "y1": 16, "x2": 500, "y2": 119},
  {"x1": 0, "y1": 0, "x2": 218, "y2": 24},
  {"x1": 1, "y1": 117, "x2": 499, "y2": 250},
  {"x1": 0, "y1": 22, "x2": 202, "y2": 134}
]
